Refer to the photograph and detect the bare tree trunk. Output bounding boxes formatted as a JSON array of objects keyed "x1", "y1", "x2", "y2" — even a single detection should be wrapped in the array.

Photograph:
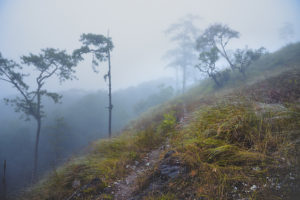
[
  {"x1": 219, "y1": 41, "x2": 235, "y2": 70},
  {"x1": 211, "y1": 74, "x2": 221, "y2": 87},
  {"x1": 175, "y1": 66, "x2": 179, "y2": 94},
  {"x1": 33, "y1": 117, "x2": 41, "y2": 181},
  {"x1": 240, "y1": 68, "x2": 246, "y2": 78},
  {"x1": 33, "y1": 91, "x2": 41, "y2": 182},
  {"x1": 182, "y1": 65, "x2": 186, "y2": 94},
  {"x1": 2, "y1": 160, "x2": 6, "y2": 200},
  {"x1": 107, "y1": 49, "x2": 113, "y2": 138}
]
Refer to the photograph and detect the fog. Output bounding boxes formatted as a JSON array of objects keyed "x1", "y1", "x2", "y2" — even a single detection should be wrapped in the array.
[
  {"x1": 1, "y1": 0, "x2": 299, "y2": 94},
  {"x1": 0, "y1": 78, "x2": 175, "y2": 194},
  {"x1": 1, "y1": 0, "x2": 300, "y2": 198}
]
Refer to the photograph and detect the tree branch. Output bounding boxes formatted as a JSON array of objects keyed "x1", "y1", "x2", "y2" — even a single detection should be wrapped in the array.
[{"x1": 0, "y1": 77, "x2": 12, "y2": 83}]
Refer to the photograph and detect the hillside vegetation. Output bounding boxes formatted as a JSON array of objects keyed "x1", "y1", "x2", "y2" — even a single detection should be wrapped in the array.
[{"x1": 20, "y1": 43, "x2": 300, "y2": 200}]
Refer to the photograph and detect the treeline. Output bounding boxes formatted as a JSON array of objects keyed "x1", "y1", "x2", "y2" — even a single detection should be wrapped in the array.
[
  {"x1": 195, "y1": 23, "x2": 267, "y2": 86},
  {"x1": 165, "y1": 16, "x2": 268, "y2": 91}
]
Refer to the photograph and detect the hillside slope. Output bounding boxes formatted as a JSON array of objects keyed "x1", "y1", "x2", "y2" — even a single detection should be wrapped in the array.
[{"x1": 20, "y1": 43, "x2": 300, "y2": 200}]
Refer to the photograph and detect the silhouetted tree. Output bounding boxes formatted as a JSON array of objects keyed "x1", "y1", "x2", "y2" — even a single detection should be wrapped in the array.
[
  {"x1": 73, "y1": 33, "x2": 114, "y2": 138},
  {"x1": 197, "y1": 23, "x2": 239, "y2": 70},
  {"x1": 0, "y1": 49, "x2": 76, "y2": 180},
  {"x1": 164, "y1": 15, "x2": 200, "y2": 94},
  {"x1": 233, "y1": 47, "x2": 267, "y2": 76}
]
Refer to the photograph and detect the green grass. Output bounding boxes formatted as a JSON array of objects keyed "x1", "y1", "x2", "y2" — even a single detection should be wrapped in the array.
[
  {"x1": 164, "y1": 97, "x2": 300, "y2": 199},
  {"x1": 20, "y1": 114, "x2": 176, "y2": 200},
  {"x1": 20, "y1": 42, "x2": 300, "y2": 200}
]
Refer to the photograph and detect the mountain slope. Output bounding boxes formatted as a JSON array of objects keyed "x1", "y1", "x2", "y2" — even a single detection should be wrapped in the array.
[{"x1": 20, "y1": 43, "x2": 300, "y2": 200}]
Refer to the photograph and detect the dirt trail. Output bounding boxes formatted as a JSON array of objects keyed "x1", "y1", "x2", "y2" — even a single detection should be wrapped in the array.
[
  {"x1": 111, "y1": 107, "x2": 190, "y2": 200},
  {"x1": 113, "y1": 146, "x2": 164, "y2": 200}
]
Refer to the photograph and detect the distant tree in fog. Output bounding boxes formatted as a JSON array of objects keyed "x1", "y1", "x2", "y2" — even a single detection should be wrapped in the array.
[
  {"x1": 233, "y1": 47, "x2": 267, "y2": 77},
  {"x1": 164, "y1": 15, "x2": 200, "y2": 94},
  {"x1": 196, "y1": 23, "x2": 239, "y2": 70},
  {"x1": 73, "y1": 33, "x2": 114, "y2": 138},
  {"x1": 0, "y1": 49, "x2": 76, "y2": 180}
]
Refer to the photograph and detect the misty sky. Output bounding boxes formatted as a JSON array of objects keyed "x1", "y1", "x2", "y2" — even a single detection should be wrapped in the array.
[{"x1": 0, "y1": 0, "x2": 299, "y2": 95}]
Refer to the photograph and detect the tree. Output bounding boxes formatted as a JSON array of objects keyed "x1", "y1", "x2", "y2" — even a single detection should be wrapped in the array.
[
  {"x1": 73, "y1": 33, "x2": 114, "y2": 138},
  {"x1": 233, "y1": 47, "x2": 267, "y2": 76},
  {"x1": 0, "y1": 49, "x2": 76, "y2": 180},
  {"x1": 164, "y1": 15, "x2": 200, "y2": 94},
  {"x1": 195, "y1": 47, "x2": 222, "y2": 86},
  {"x1": 197, "y1": 23, "x2": 239, "y2": 70}
]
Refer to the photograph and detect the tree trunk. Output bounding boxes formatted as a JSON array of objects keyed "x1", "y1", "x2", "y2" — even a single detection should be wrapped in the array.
[
  {"x1": 33, "y1": 91, "x2": 41, "y2": 182},
  {"x1": 2, "y1": 160, "x2": 6, "y2": 200},
  {"x1": 240, "y1": 68, "x2": 246, "y2": 78},
  {"x1": 211, "y1": 74, "x2": 221, "y2": 87},
  {"x1": 220, "y1": 42, "x2": 235, "y2": 70},
  {"x1": 107, "y1": 49, "x2": 112, "y2": 138},
  {"x1": 182, "y1": 65, "x2": 186, "y2": 94},
  {"x1": 176, "y1": 66, "x2": 179, "y2": 94},
  {"x1": 33, "y1": 117, "x2": 41, "y2": 181}
]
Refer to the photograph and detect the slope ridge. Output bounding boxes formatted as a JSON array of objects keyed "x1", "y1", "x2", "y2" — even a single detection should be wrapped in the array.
[{"x1": 20, "y1": 45, "x2": 300, "y2": 200}]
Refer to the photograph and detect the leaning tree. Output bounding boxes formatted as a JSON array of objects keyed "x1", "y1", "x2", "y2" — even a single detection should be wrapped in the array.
[
  {"x1": 73, "y1": 33, "x2": 114, "y2": 138},
  {"x1": 197, "y1": 23, "x2": 239, "y2": 70},
  {"x1": 0, "y1": 49, "x2": 76, "y2": 180}
]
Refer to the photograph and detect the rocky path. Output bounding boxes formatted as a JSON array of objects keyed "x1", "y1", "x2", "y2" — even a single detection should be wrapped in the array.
[
  {"x1": 113, "y1": 146, "x2": 165, "y2": 200},
  {"x1": 66, "y1": 109, "x2": 190, "y2": 200}
]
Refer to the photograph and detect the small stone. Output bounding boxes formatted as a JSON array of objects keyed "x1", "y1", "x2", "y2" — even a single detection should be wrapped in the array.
[
  {"x1": 164, "y1": 150, "x2": 175, "y2": 159},
  {"x1": 250, "y1": 185, "x2": 257, "y2": 191},
  {"x1": 252, "y1": 166, "x2": 261, "y2": 171},
  {"x1": 135, "y1": 161, "x2": 139, "y2": 165},
  {"x1": 146, "y1": 162, "x2": 150, "y2": 166},
  {"x1": 72, "y1": 179, "x2": 81, "y2": 188},
  {"x1": 126, "y1": 165, "x2": 130, "y2": 169}
]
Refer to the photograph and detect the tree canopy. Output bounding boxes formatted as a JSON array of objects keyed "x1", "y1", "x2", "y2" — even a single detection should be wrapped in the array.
[
  {"x1": 196, "y1": 23, "x2": 239, "y2": 69},
  {"x1": 73, "y1": 33, "x2": 113, "y2": 71}
]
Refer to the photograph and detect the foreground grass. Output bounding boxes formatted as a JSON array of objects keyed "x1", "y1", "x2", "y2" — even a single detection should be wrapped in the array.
[{"x1": 165, "y1": 100, "x2": 300, "y2": 199}]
